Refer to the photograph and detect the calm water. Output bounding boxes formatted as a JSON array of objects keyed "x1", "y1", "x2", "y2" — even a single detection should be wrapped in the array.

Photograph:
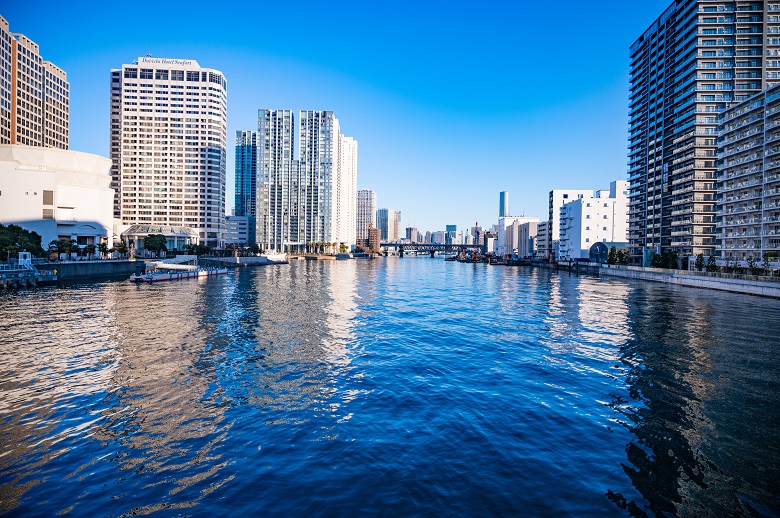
[{"x1": 0, "y1": 258, "x2": 778, "y2": 517}]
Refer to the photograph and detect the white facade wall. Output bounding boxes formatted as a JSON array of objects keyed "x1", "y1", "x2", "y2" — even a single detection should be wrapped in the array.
[
  {"x1": 548, "y1": 189, "x2": 592, "y2": 260},
  {"x1": 0, "y1": 145, "x2": 114, "y2": 247},
  {"x1": 558, "y1": 180, "x2": 628, "y2": 261},
  {"x1": 335, "y1": 135, "x2": 357, "y2": 247},
  {"x1": 496, "y1": 216, "x2": 539, "y2": 257},
  {"x1": 517, "y1": 221, "x2": 539, "y2": 258},
  {"x1": 256, "y1": 110, "x2": 305, "y2": 251},
  {"x1": 110, "y1": 57, "x2": 227, "y2": 247}
]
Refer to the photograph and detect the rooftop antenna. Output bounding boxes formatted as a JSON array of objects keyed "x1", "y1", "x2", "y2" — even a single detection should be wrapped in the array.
[{"x1": 147, "y1": 52, "x2": 152, "y2": 57}]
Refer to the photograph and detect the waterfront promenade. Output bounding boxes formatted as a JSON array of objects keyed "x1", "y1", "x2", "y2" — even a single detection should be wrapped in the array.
[{"x1": 0, "y1": 258, "x2": 778, "y2": 516}]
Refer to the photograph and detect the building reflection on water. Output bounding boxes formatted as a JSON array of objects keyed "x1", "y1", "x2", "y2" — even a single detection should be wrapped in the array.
[
  {"x1": 1, "y1": 263, "x2": 778, "y2": 516},
  {"x1": 606, "y1": 282, "x2": 779, "y2": 517},
  {"x1": 0, "y1": 263, "x2": 364, "y2": 514}
]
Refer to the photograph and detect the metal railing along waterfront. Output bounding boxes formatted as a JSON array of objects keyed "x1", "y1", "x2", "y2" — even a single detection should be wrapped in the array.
[{"x1": 601, "y1": 263, "x2": 780, "y2": 284}]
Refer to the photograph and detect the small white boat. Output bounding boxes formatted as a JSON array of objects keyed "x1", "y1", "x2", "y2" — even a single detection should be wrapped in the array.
[
  {"x1": 260, "y1": 251, "x2": 288, "y2": 264},
  {"x1": 129, "y1": 263, "x2": 229, "y2": 283}
]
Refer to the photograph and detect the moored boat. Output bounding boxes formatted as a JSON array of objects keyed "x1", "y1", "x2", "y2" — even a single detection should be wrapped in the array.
[
  {"x1": 260, "y1": 251, "x2": 288, "y2": 264},
  {"x1": 129, "y1": 263, "x2": 229, "y2": 283}
]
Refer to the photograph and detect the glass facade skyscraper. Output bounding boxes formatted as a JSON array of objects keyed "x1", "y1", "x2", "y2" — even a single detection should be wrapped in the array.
[{"x1": 235, "y1": 130, "x2": 257, "y2": 246}]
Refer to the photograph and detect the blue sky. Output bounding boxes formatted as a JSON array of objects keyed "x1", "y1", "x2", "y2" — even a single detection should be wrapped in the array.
[{"x1": 3, "y1": 0, "x2": 671, "y2": 233}]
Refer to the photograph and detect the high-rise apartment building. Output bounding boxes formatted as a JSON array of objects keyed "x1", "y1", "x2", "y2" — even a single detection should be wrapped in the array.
[
  {"x1": 357, "y1": 189, "x2": 377, "y2": 241},
  {"x1": 716, "y1": 83, "x2": 780, "y2": 262},
  {"x1": 255, "y1": 109, "x2": 302, "y2": 251},
  {"x1": 628, "y1": 1, "x2": 780, "y2": 265},
  {"x1": 251, "y1": 110, "x2": 357, "y2": 251},
  {"x1": 0, "y1": 15, "x2": 69, "y2": 149},
  {"x1": 235, "y1": 130, "x2": 258, "y2": 245},
  {"x1": 300, "y1": 110, "x2": 336, "y2": 246},
  {"x1": 110, "y1": 57, "x2": 227, "y2": 247},
  {"x1": 335, "y1": 135, "x2": 357, "y2": 246}
]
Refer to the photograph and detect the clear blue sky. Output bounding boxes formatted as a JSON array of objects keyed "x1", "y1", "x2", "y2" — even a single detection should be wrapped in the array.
[{"x1": 3, "y1": 0, "x2": 671, "y2": 234}]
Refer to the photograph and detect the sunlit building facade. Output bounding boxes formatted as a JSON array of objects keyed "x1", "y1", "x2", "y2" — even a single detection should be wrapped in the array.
[
  {"x1": 357, "y1": 189, "x2": 377, "y2": 241},
  {"x1": 0, "y1": 15, "x2": 69, "y2": 149},
  {"x1": 716, "y1": 83, "x2": 780, "y2": 262},
  {"x1": 628, "y1": 1, "x2": 780, "y2": 264},
  {"x1": 110, "y1": 57, "x2": 227, "y2": 247}
]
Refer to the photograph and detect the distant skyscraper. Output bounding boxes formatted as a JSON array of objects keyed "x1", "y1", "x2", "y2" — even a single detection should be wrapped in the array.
[
  {"x1": 357, "y1": 190, "x2": 377, "y2": 241},
  {"x1": 110, "y1": 57, "x2": 228, "y2": 247},
  {"x1": 235, "y1": 130, "x2": 257, "y2": 246},
  {"x1": 628, "y1": 0, "x2": 780, "y2": 264},
  {"x1": 445, "y1": 224, "x2": 457, "y2": 245},
  {"x1": 0, "y1": 15, "x2": 69, "y2": 149},
  {"x1": 377, "y1": 208, "x2": 401, "y2": 241},
  {"x1": 499, "y1": 191, "x2": 509, "y2": 218}
]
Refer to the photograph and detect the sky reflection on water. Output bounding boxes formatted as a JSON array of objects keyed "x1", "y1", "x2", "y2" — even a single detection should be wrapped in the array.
[{"x1": 0, "y1": 259, "x2": 778, "y2": 516}]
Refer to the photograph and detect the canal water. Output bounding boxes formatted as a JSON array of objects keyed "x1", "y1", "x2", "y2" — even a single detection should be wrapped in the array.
[{"x1": 0, "y1": 258, "x2": 778, "y2": 517}]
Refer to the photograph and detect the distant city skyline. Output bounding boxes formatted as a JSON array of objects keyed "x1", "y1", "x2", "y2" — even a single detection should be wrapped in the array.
[{"x1": 1, "y1": 0, "x2": 671, "y2": 232}]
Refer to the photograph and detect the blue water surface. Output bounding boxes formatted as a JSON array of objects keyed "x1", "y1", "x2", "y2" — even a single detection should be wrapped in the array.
[{"x1": 0, "y1": 258, "x2": 778, "y2": 517}]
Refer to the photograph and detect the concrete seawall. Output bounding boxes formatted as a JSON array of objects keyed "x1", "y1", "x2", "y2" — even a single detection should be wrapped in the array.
[
  {"x1": 53, "y1": 260, "x2": 145, "y2": 281},
  {"x1": 600, "y1": 265, "x2": 780, "y2": 298}
]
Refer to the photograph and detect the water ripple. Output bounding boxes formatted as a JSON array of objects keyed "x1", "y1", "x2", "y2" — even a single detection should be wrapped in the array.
[{"x1": 0, "y1": 261, "x2": 779, "y2": 516}]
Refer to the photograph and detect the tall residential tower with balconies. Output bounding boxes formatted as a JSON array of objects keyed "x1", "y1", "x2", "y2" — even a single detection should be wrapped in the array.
[
  {"x1": 628, "y1": 0, "x2": 780, "y2": 265},
  {"x1": 716, "y1": 83, "x2": 780, "y2": 262}
]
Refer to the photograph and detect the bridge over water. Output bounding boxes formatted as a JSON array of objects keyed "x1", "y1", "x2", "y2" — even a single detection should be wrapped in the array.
[{"x1": 380, "y1": 243, "x2": 483, "y2": 257}]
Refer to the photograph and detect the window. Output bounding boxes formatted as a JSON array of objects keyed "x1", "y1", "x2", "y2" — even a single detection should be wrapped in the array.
[
  {"x1": 186, "y1": 71, "x2": 199, "y2": 82},
  {"x1": 140, "y1": 69, "x2": 153, "y2": 79},
  {"x1": 563, "y1": 194, "x2": 568, "y2": 199},
  {"x1": 124, "y1": 68, "x2": 137, "y2": 78},
  {"x1": 42, "y1": 208, "x2": 53, "y2": 219},
  {"x1": 42, "y1": 190, "x2": 53, "y2": 205},
  {"x1": 171, "y1": 70, "x2": 184, "y2": 81},
  {"x1": 155, "y1": 69, "x2": 169, "y2": 80}
]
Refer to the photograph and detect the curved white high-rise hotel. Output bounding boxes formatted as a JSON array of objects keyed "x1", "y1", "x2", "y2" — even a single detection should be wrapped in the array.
[{"x1": 110, "y1": 57, "x2": 227, "y2": 248}]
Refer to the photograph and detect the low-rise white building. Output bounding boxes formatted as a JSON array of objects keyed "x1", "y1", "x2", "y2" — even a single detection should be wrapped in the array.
[
  {"x1": 558, "y1": 180, "x2": 628, "y2": 261},
  {"x1": 496, "y1": 216, "x2": 539, "y2": 257},
  {"x1": 0, "y1": 145, "x2": 114, "y2": 250}
]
